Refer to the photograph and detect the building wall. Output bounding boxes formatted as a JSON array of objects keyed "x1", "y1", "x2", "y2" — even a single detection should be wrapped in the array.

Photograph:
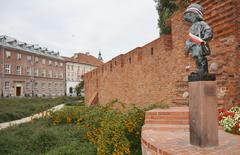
[
  {"x1": 65, "y1": 61, "x2": 96, "y2": 96},
  {"x1": 0, "y1": 47, "x2": 65, "y2": 97},
  {"x1": 84, "y1": 0, "x2": 240, "y2": 108}
]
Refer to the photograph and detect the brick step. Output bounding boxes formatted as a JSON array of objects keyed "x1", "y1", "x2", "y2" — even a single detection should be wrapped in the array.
[
  {"x1": 142, "y1": 124, "x2": 189, "y2": 132},
  {"x1": 146, "y1": 107, "x2": 189, "y2": 115},
  {"x1": 146, "y1": 111, "x2": 189, "y2": 116},
  {"x1": 145, "y1": 120, "x2": 189, "y2": 125},
  {"x1": 145, "y1": 115, "x2": 189, "y2": 120}
]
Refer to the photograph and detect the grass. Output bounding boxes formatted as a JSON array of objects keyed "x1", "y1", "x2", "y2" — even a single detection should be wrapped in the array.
[
  {"x1": 0, "y1": 96, "x2": 81, "y2": 123},
  {"x1": 0, "y1": 118, "x2": 96, "y2": 155}
]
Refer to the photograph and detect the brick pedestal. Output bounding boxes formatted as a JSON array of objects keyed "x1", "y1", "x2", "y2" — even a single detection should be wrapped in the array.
[{"x1": 189, "y1": 81, "x2": 219, "y2": 147}]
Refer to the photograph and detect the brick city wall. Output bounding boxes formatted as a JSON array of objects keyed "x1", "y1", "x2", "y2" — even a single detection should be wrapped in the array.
[{"x1": 84, "y1": 0, "x2": 240, "y2": 108}]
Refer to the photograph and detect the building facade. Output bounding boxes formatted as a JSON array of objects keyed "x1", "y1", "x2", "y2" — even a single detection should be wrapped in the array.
[
  {"x1": 65, "y1": 53, "x2": 103, "y2": 96},
  {"x1": 0, "y1": 35, "x2": 65, "y2": 97}
]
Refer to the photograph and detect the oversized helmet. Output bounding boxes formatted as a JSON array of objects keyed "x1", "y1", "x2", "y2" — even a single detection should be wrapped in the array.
[{"x1": 184, "y1": 3, "x2": 204, "y2": 20}]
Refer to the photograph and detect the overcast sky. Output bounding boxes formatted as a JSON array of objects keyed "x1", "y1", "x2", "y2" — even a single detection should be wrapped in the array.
[{"x1": 0, "y1": 0, "x2": 159, "y2": 62}]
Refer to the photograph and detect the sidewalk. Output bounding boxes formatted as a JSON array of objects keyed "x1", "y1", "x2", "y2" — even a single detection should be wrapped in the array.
[{"x1": 0, "y1": 104, "x2": 65, "y2": 130}]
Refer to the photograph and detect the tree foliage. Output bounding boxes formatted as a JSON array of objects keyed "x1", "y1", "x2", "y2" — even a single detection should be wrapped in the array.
[
  {"x1": 154, "y1": 0, "x2": 190, "y2": 35},
  {"x1": 75, "y1": 81, "x2": 84, "y2": 97}
]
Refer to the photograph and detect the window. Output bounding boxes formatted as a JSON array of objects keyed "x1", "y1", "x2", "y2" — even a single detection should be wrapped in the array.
[
  {"x1": 55, "y1": 61, "x2": 58, "y2": 66},
  {"x1": 4, "y1": 64, "x2": 11, "y2": 74},
  {"x1": 35, "y1": 57, "x2": 39, "y2": 63},
  {"x1": 71, "y1": 65, "x2": 74, "y2": 70},
  {"x1": 48, "y1": 83, "x2": 52, "y2": 90},
  {"x1": 60, "y1": 63, "x2": 63, "y2": 67},
  {"x1": 71, "y1": 73, "x2": 74, "y2": 81},
  {"x1": 17, "y1": 53, "x2": 21, "y2": 60},
  {"x1": 42, "y1": 59, "x2": 46, "y2": 64},
  {"x1": 27, "y1": 67, "x2": 32, "y2": 76},
  {"x1": 69, "y1": 87, "x2": 73, "y2": 94},
  {"x1": 26, "y1": 82, "x2": 30, "y2": 90},
  {"x1": 34, "y1": 82, "x2": 38, "y2": 89},
  {"x1": 59, "y1": 72, "x2": 63, "y2": 79},
  {"x1": 49, "y1": 60, "x2": 52, "y2": 65},
  {"x1": 34, "y1": 69, "x2": 39, "y2": 76},
  {"x1": 47, "y1": 70, "x2": 52, "y2": 78},
  {"x1": 151, "y1": 48, "x2": 154, "y2": 56},
  {"x1": 5, "y1": 82, "x2": 10, "y2": 90},
  {"x1": 27, "y1": 55, "x2": 32, "y2": 61},
  {"x1": 54, "y1": 72, "x2": 58, "y2": 78},
  {"x1": 41, "y1": 83, "x2": 45, "y2": 89},
  {"x1": 16, "y1": 66, "x2": 21, "y2": 75},
  {"x1": 41, "y1": 70, "x2": 46, "y2": 77},
  {"x1": 5, "y1": 51, "x2": 11, "y2": 58}
]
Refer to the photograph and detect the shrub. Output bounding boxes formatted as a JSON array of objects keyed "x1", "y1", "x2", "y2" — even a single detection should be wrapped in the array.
[{"x1": 49, "y1": 101, "x2": 169, "y2": 155}]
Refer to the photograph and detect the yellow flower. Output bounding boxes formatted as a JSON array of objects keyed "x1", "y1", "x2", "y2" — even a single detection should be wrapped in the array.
[{"x1": 66, "y1": 116, "x2": 72, "y2": 124}]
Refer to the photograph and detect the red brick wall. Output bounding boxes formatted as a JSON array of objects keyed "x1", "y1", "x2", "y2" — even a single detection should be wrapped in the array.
[{"x1": 84, "y1": 0, "x2": 239, "y2": 108}]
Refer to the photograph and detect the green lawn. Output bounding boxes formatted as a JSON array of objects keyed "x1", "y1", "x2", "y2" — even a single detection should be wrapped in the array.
[
  {"x1": 0, "y1": 118, "x2": 96, "y2": 155},
  {"x1": 0, "y1": 97, "x2": 81, "y2": 123}
]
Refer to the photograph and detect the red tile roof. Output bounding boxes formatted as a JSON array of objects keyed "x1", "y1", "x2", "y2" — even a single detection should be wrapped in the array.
[{"x1": 63, "y1": 53, "x2": 103, "y2": 67}]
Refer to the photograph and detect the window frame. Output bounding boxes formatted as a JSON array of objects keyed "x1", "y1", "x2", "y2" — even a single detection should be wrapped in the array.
[
  {"x1": 5, "y1": 51, "x2": 11, "y2": 59},
  {"x1": 16, "y1": 66, "x2": 21, "y2": 75},
  {"x1": 4, "y1": 81, "x2": 10, "y2": 90},
  {"x1": 4, "y1": 64, "x2": 11, "y2": 74}
]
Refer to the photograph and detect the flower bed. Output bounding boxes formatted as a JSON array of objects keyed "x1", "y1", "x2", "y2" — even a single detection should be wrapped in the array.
[{"x1": 218, "y1": 106, "x2": 240, "y2": 135}]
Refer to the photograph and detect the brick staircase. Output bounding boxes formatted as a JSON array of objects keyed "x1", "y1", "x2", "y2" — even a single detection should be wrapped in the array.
[{"x1": 142, "y1": 107, "x2": 189, "y2": 132}]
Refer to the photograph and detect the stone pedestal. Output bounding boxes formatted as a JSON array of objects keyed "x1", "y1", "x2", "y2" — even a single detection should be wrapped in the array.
[{"x1": 189, "y1": 81, "x2": 219, "y2": 147}]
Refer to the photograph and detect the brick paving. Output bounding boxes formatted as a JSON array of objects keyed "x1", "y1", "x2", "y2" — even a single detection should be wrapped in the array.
[{"x1": 142, "y1": 130, "x2": 240, "y2": 155}]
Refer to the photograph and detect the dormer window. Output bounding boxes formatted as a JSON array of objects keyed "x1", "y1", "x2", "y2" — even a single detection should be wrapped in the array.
[
  {"x1": 35, "y1": 57, "x2": 39, "y2": 63},
  {"x1": 17, "y1": 53, "x2": 21, "y2": 60},
  {"x1": 27, "y1": 55, "x2": 32, "y2": 61},
  {"x1": 5, "y1": 51, "x2": 11, "y2": 58},
  {"x1": 42, "y1": 59, "x2": 46, "y2": 64}
]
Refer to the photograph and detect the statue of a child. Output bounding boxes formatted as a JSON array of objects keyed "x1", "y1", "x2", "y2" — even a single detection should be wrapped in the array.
[{"x1": 184, "y1": 3, "x2": 215, "y2": 81}]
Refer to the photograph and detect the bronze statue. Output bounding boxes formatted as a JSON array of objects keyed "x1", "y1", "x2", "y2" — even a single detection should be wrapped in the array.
[{"x1": 184, "y1": 3, "x2": 215, "y2": 81}]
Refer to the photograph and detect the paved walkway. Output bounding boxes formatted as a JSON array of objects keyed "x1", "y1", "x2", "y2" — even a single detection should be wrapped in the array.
[
  {"x1": 142, "y1": 129, "x2": 240, "y2": 155},
  {"x1": 0, "y1": 104, "x2": 65, "y2": 130}
]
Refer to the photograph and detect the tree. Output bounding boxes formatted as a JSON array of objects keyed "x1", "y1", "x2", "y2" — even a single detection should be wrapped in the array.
[
  {"x1": 153, "y1": 0, "x2": 189, "y2": 35},
  {"x1": 75, "y1": 81, "x2": 84, "y2": 97}
]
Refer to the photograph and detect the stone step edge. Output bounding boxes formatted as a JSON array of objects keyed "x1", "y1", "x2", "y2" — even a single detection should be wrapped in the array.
[
  {"x1": 145, "y1": 112, "x2": 189, "y2": 116},
  {"x1": 145, "y1": 120, "x2": 189, "y2": 125},
  {"x1": 142, "y1": 124, "x2": 189, "y2": 132},
  {"x1": 142, "y1": 124, "x2": 224, "y2": 132},
  {"x1": 145, "y1": 115, "x2": 189, "y2": 119}
]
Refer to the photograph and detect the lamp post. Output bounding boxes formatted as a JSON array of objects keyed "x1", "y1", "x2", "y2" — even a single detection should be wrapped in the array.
[{"x1": 31, "y1": 77, "x2": 34, "y2": 97}]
